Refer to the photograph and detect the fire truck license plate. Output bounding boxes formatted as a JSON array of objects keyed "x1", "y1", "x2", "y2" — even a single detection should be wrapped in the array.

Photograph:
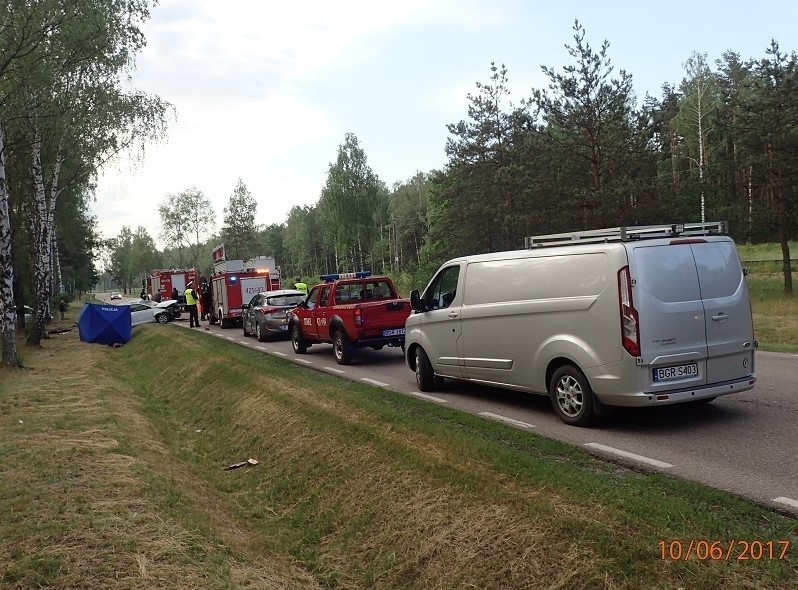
[
  {"x1": 382, "y1": 328, "x2": 405, "y2": 337},
  {"x1": 653, "y1": 363, "x2": 698, "y2": 382}
]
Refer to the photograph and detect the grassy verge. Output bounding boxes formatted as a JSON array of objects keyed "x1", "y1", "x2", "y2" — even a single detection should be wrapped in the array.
[
  {"x1": 1, "y1": 326, "x2": 796, "y2": 589},
  {"x1": 747, "y1": 275, "x2": 798, "y2": 353}
]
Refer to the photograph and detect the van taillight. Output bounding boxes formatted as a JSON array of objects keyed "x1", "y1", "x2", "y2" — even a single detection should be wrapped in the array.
[
  {"x1": 618, "y1": 266, "x2": 640, "y2": 357},
  {"x1": 354, "y1": 307, "x2": 362, "y2": 327}
]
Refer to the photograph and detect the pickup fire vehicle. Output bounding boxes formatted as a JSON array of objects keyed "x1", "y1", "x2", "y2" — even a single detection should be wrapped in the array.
[
  {"x1": 208, "y1": 254, "x2": 281, "y2": 328},
  {"x1": 287, "y1": 272, "x2": 411, "y2": 365}
]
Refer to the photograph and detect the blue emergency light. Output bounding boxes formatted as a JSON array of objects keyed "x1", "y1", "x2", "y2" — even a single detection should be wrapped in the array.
[
  {"x1": 230, "y1": 276, "x2": 238, "y2": 282},
  {"x1": 319, "y1": 271, "x2": 372, "y2": 282}
]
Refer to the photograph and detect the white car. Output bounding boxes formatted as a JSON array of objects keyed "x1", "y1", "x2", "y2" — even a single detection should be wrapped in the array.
[
  {"x1": 129, "y1": 300, "x2": 180, "y2": 326},
  {"x1": 110, "y1": 292, "x2": 122, "y2": 300}
]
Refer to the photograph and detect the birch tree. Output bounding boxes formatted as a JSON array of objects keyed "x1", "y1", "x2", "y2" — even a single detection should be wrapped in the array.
[
  {"x1": 5, "y1": 0, "x2": 170, "y2": 346},
  {"x1": 0, "y1": 123, "x2": 17, "y2": 366},
  {"x1": 318, "y1": 133, "x2": 382, "y2": 271},
  {"x1": 675, "y1": 52, "x2": 723, "y2": 222}
]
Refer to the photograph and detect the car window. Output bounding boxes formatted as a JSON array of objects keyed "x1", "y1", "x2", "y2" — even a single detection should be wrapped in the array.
[
  {"x1": 425, "y1": 266, "x2": 460, "y2": 310},
  {"x1": 319, "y1": 286, "x2": 331, "y2": 308},
  {"x1": 267, "y1": 294, "x2": 305, "y2": 307},
  {"x1": 306, "y1": 288, "x2": 319, "y2": 310},
  {"x1": 369, "y1": 280, "x2": 394, "y2": 300},
  {"x1": 130, "y1": 303, "x2": 148, "y2": 312},
  {"x1": 248, "y1": 294, "x2": 261, "y2": 307},
  {"x1": 336, "y1": 283, "x2": 364, "y2": 303}
]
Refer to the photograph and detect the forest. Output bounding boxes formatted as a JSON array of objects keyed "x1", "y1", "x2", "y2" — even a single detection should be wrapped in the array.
[
  {"x1": 108, "y1": 22, "x2": 798, "y2": 298},
  {"x1": 3, "y1": 9, "x2": 798, "y2": 367}
]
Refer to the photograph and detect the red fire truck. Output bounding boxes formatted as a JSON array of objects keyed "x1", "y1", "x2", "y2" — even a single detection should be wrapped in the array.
[
  {"x1": 207, "y1": 245, "x2": 281, "y2": 328},
  {"x1": 147, "y1": 268, "x2": 198, "y2": 308}
]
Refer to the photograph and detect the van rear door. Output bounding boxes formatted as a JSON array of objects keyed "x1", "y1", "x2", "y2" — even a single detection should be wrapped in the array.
[
  {"x1": 631, "y1": 244, "x2": 708, "y2": 390},
  {"x1": 691, "y1": 240, "x2": 754, "y2": 383}
]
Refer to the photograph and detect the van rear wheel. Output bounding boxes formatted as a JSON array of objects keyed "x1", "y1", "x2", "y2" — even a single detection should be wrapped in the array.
[{"x1": 549, "y1": 365, "x2": 595, "y2": 427}]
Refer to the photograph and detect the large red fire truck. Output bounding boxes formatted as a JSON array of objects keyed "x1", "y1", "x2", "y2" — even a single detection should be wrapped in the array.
[
  {"x1": 147, "y1": 268, "x2": 198, "y2": 308},
  {"x1": 207, "y1": 245, "x2": 281, "y2": 328}
]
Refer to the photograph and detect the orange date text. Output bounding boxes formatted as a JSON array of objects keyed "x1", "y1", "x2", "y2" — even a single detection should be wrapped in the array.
[{"x1": 658, "y1": 539, "x2": 791, "y2": 561}]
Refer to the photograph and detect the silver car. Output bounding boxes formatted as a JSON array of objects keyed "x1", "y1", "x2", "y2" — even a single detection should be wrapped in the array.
[
  {"x1": 242, "y1": 289, "x2": 306, "y2": 342},
  {"x1": 129, "y1": 299, "x2": 181, "y2": 326}
]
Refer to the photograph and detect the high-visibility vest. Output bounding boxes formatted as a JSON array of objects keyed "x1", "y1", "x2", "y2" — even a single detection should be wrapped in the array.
[
  {"x1": 185, "y1": 288, "x2": 198, "y2": 305},
  {"x1": 295, "y1": 282, "x2": 308, "y2": 295}
]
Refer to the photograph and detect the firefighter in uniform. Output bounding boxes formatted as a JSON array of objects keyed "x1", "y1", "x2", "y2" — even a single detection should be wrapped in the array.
[{"x1": 185, "y1": 281, "x2": 201, "y2": 327}]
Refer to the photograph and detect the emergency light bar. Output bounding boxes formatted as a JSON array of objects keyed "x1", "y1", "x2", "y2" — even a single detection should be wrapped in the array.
[{"x1": 320, "y1": 271, "x2": 372, "y2": 282}]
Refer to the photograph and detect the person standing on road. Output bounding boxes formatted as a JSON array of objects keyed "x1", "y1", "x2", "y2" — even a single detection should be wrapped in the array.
[
  {"x1": 58, "y1": 299, "x2": 66, "y2": 321},
  {"x1": 294, "y1": 277, "x2": 308, "y2": 296},
  {"x1": 201, "y1": 278, "x2": 212, "y2": 320},
  {"x1": 184, "y1": 281, "x2": 201, "y2": 327}
]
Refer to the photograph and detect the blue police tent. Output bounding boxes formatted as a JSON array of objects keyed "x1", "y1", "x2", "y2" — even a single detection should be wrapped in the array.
[{"x1": 78, "y1": 303, "x2": 132, "y2": 344}]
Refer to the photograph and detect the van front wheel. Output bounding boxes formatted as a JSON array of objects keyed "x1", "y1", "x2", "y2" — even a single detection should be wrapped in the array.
[
  {"x1": 549, "y1": 365, "x2": 595, "y2": 427},
  {"x1": 414, "y1": 347, "x2": 435, "y2": 391}
]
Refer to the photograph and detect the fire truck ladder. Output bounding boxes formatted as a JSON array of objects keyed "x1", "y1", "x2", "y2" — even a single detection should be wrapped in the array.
[{"x1": 524, "y1": 221, "x2": 728, "y2": 249}]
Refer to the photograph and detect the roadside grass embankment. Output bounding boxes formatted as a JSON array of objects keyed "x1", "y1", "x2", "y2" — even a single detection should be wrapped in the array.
[
  {"x1": 1, "y1": 325, "x2": 796, "y2": 589},
  {"x1": 718, "y1": 242, "x2": 798, "y2": 354}
]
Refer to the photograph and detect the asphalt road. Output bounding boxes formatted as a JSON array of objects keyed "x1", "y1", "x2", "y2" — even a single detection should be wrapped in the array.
[{"x1": 113, "y1": 295, "x2": 798, "y2": 516}]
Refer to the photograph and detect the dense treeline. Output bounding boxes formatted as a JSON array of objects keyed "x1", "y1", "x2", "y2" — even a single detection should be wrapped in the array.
[
  {"x1": 1, "y1": 0, "x2": 170, "y2": 365},
  {"x1": 116, "y1": 23, "x2": 797, "y2": 300},
  {"x1": 8, "y1": 16, "x2": 798, "y2": 366}
]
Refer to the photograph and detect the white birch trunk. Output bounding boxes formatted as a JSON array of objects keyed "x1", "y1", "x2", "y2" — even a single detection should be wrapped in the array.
[
  {"x1": 747, "y1": 166, "x2": 753, "y2": 244},
  {"x1": 27, "y1": 127, "x2": 62, "y2": 346},
  {"x1": 0, "y1": 123, "x2": 20, "y2": 366},
  {"x1": 697, "y1": 95, "x2": 705, "y2": 223},
  {"x1": 54, "y1": 233, "x2": 63, "y2": 295}
]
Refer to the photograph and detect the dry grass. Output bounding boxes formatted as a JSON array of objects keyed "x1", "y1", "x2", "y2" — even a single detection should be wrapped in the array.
[
  {"x1": 0, "y1": 330, "x2": 320, "y2": 590},
  {"x1": 1, "y1": 325, "x2": 796, "y2": 590}
]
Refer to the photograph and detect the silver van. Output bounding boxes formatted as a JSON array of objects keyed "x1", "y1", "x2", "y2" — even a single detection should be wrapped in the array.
[{"x1": 404, "y1": 222, "x2": 757, "y2": 426}]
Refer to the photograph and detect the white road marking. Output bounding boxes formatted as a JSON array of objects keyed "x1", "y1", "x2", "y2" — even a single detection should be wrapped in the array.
[
  {"x1": 324, "y1": 367, "x2": 346, "y2": 374},
  {"x1": 225, "y1": 337, "x2": 236, "y2": 341},
  {"x1": 407, "y1": 391, "x2": 448, "y2": 403},
  {"x1": 584, "y1": 443, "x2": 673, "y2": 469},
  {"x1": 271, "y1": 351, "x2": 287, "y2": 357},
  {"x1": 361, "y1": 378, "x2": 389, "y2": 387},
  {"x1": 772, "y1": 496, "x2": 798, "y2": 509},
  {"x1": 479, "y1": 412, "x2": 536, "y2": 430},
  {"x1": 294, "y1": 358, "x2": 313, "y2": 365}
]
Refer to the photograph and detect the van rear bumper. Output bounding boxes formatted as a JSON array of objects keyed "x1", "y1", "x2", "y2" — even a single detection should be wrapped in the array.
[{"x1": 596, "y1": 375, "x2": 756, "y2": 407}]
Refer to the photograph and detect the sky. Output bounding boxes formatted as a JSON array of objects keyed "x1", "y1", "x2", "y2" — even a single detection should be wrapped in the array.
[{"x1": 93, "y1": 0, "x2": 798, "y2": 248}]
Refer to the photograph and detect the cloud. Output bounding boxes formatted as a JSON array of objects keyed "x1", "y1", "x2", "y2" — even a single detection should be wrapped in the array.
[{"x1": 93, "y1": 0, "x2": 510, "y2": 246}]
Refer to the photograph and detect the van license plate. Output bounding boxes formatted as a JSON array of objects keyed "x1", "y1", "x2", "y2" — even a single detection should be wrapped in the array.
[
  {"x1": 382, "y1": 328, "x2": 405, "y2": 337},
  {"x1": 653, "y1": 363, "x2": 698, "y2": 382}
]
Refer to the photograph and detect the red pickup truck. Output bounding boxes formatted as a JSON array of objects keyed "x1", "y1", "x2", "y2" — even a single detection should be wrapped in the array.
[{"x1": 288, "y1": 272, "x2": 410, "y2": 365}]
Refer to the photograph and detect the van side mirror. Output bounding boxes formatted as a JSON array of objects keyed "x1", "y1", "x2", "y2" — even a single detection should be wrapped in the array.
[
  {"x1": 410, "y1": 289, "x2": 425, "y2": 312},
  {"x1": 298, "y1": 300, "x2": 308, "y2": 308}
]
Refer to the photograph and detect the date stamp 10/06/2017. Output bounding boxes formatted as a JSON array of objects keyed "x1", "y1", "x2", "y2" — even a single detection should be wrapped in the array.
[{"x1": 658, "y1": 540, "x2": 791, "y2": 561}]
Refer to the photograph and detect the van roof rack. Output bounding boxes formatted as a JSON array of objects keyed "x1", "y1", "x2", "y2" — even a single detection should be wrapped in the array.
[{"x1": 524, "y1": 221, "x2": 728, "y2": 249}]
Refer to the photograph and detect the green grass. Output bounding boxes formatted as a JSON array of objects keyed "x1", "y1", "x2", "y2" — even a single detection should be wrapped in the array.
[
  {"x1": 737, "y1": 242, "x2": 798, "y2": 262},
  {"x1": 1, "y1": 326, "x2": 795, "y2": 589},
  {"x1": 747, "y1": 274, "x2": 798, "y2": 353}
]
